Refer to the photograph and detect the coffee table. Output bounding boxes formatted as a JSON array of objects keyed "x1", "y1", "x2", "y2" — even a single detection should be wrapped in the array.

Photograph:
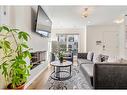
[{"x1": 50, "y1": 61, "x2": 72, "y2": 81}]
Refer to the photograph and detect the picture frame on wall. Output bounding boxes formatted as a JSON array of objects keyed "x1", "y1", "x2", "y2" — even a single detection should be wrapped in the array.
[
  {"x1": 96, "y1": 41, "x2": 102, "y2": 45},
  {"x1": 58, "y1": 35, "x2": 66, "y2": 42},
  {"x1": 68, "y1": 36, "x2": 74, "y2": 42}
]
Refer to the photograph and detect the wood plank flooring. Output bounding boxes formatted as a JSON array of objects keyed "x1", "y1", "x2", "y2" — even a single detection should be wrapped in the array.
[{"x1": 27, "y1": 66, "x2": 52, "y2": 89}]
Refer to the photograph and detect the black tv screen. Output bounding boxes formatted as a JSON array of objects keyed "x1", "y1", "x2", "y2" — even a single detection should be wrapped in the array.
[{"x1": 35, "y1": 6, "x2": 52, "y2": 37}]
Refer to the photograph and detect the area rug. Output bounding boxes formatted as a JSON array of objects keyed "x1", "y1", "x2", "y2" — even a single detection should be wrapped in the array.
[{"x1": 44, "y1": 66, "x2": 92, "y2": 90}]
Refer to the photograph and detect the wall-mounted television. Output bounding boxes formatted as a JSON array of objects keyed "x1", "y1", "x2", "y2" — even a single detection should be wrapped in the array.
[{"x1": 35, "y1": 6, "x2": 52, "y2": 37}]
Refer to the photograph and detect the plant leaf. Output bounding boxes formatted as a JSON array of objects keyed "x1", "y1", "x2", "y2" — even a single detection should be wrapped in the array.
[
  {"x1": 22, "y1": 33, "x2": 28, "y2": 41},
  {"x1": 2, "y1": 63, "x2": 8, "y2": 78},
  {"x1": 21, "y1": 43, "x2": 29, "y2": 48},
  {"x1": 23, "y1": 51, "x2": 32, "y2": 59},
  {"x1": 3, "y1": 26, "x2": 10, "y2": 32},
  {"x1": 4, "y1": 41, "x2": 11, "y2": 49},
  {"x1": 18, "y1": 32, "x2": 22, "y2": 39},
  {"x1": 28, "y1": 65, "x2": 32, "y2": 69},
  {"x1": 0, "y1": 26, "x2": 3, "y2": 32},
  {"x1": 11, "y1": 29, "x2": 19, "y2": 32},
  {"x1": 19, "y1": 60, "x2": 26, "y2": 65},
  {"x1": 18, "y1": 31, "x2": 30, "y2": 41}
]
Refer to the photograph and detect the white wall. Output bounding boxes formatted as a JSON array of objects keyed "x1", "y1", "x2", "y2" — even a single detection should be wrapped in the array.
[
  {"x1": 118, "y1": 16, "x2": 127, "y2": 59},
  {"x1": 118, "y1": 23, "x2": 126, "y2": 58},
  {"x1": 51, "y1": 28, "x2": 86, "y2": 52},
  {"x1": 87, "y1": 25, "x2": 120, "y2": 58}
]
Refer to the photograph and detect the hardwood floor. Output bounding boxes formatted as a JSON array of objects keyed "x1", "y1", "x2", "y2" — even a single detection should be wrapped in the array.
[
  {"x1": 27, "y1": 66, "x2": 52, "y2": 89},
  {"x1": 27, "y1": 58, "x2": 77, "y2": 89}
]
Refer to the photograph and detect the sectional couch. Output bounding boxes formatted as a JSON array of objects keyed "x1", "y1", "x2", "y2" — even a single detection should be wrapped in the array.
[{"x1": 78, "y1": 52, "x2": 127, "y2": 89}]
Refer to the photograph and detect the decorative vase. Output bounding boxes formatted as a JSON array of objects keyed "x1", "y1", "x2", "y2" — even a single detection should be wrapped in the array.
[{"x1": 59, "y1": 57, "x2": 63, "y2": 63}]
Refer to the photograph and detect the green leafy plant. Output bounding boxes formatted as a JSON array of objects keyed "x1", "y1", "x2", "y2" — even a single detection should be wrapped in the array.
[
  {"x1": 0, "y1": 25, "x2": 32, "y2": 89},
  {"x1": 58, "y1": 51, "x2": 64, "y2": 63},
  {"x1": 57, "y1": 48, "x2": 66, "y2": 63}
]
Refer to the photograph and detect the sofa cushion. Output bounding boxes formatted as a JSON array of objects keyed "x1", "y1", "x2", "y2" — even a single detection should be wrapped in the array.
[
  {"x1": 100, "y1": 54, "x2": 109, "y2": 62},
  {"x1": 78, "y1": 59, "x2": 93, "y2": 64},
  {"x1": 78, "y1": 53, "x2": 87, "y2": 59},
  {"x1": 80, "y1": 64, "x2": 94, "y2": 86},
  {"x1": 87, "y1": 51, "x2": 94, "y2": 61},
  {"x1": 81, "y1": 64, "x2": 94, "y2": 77}
]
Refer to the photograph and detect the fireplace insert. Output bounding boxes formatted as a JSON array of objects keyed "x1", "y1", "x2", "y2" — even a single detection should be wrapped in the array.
[{"x1": 30, "y1": 51, "x2": 47, "y2": 69}]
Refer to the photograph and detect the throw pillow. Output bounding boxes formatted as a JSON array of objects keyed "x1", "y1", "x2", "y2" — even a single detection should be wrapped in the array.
[
  {"x1": 87, "y1": 51, "x2": 94, "y2": 61},
  {"x1": 101, "y1": 55, "x2": 109, "y2": 62},
  {"x1": 107, "y1": 57, "x2": 117, "y2": 62},
  {"x1": 93, "y1": 54, "x2": 101, "y2": 63}
]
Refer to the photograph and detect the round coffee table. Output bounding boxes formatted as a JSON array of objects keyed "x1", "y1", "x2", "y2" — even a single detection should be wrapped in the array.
[{"x1": 50, "y1": 60, "x2": 72, "y2": 81}]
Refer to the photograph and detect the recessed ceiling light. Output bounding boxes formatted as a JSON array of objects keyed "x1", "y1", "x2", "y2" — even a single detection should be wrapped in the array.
[
  {"x1": 114, "y1": 18, "x2": 124, "y2": 24},
  {"x1": 114, "y1": 16, "x2": 124, "y2": 24}
]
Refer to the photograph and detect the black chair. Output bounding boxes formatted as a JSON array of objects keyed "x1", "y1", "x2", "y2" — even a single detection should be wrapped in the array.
[
  {"x1": 50, "y1": 53, "x2": 55, "y2": 62},
  {"x1": 63, "y1": 52, "x2": 73, "y2": 63}
]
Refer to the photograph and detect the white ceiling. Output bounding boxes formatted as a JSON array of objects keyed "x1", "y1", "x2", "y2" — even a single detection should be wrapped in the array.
[{"x1": 42, "y1": 6, "x2": 127, "y2": 28}]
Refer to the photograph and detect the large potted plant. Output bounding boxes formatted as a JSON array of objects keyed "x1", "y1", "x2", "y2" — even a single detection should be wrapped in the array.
[{"x1": 0, "y1": 25, "x2": 32, "y2": 89}]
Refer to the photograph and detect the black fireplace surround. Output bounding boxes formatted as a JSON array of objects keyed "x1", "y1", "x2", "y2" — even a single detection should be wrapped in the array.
[{"x1": 30, "y1": 51, "x2": 46, "y2": 69}]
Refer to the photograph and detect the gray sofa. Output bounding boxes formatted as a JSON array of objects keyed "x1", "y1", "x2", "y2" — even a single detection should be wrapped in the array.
[
  {"x1": 77, "y1": 53, "x2": 93, "y2": 68},
  {"x1": 78, "y1": 53, "x2": 127, "y2": 89}
]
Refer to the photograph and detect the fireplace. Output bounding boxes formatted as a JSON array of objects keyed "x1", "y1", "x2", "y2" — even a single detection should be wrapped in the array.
[{"x1": 30, "y1": 51, "x2": 47, "y2": 69}]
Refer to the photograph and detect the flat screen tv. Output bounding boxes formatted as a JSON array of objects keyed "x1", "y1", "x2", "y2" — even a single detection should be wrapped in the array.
[{"x1": 35, "y1": 6, "x2": 52, "y2": 37}]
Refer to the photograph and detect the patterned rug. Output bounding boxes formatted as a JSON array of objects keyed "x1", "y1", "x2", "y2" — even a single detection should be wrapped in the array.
[{"x1": 44, "y1": 66, "x2": 92, "y2": 90}]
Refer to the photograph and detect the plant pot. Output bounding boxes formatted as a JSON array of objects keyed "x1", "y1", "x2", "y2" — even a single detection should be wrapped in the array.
[
  {"x1": 7, "y1": 83, "x2": 25, "y2": 90},
  {"x1": 59, "y1": 57, "x2": 63, "y2": 63},
  {"x1": 16, "y1": 84, "x2": 25, "y2": 89}
]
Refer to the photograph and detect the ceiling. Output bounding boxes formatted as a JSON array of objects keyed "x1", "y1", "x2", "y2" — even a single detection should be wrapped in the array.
[{"x1": 42, "y1": 6, "x2": 127, "y2": 28}]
